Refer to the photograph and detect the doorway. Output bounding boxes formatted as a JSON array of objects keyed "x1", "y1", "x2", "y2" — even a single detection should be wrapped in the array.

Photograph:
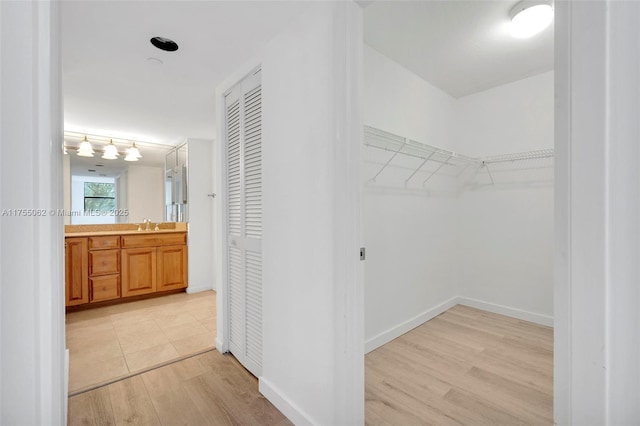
[{"x1": 361, "y1": 1, "x2": 554, "y2": 422}]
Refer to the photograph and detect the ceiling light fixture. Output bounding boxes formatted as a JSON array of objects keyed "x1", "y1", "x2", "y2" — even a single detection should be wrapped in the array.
[
  {"x1": 125, "y1": 142, "x2": 142, "y2": 162},
  {"x1": 150, "y1": 36, "x2": 179, "y2": 52},
  {"x1": 77, "y1": 136, "x2": 94, "y2": 157},
  {"x1": 510, "y1": 0, "x2": 553, "y2": 39},
  {"x1": 102, "y1": 139, "x2": 119, "y2": 160}
]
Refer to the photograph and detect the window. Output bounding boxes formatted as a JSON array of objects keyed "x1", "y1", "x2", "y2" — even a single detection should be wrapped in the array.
[{"x1": 84, "y1": 182, "x2": 116, "y2": 212}]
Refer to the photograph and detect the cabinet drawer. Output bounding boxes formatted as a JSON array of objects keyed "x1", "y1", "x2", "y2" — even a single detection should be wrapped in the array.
[
  {"x1": 121, "y1": 232, "x2": 187, "y2": 248},
  {"x1": 90, "y1": 275, "x2": 120, "y2": 303},
  {"x1": 88, "y1": 235, "x2": 120, "y2": 250},
  {"x1": 89, "y1": 249, "x2": 120, "y2": 276}
]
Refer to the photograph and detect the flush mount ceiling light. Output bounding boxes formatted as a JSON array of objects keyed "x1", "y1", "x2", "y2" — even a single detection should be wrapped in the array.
[
  {"x1": 102, "y1": 139, "x2": 119, "y2": 160},
  {"x1": 510, "y1": 0, "x2": 553, "y2": 38},
  {"x1": 150, "y1": 36, "x2": 179, "y2": 52},
  {"x1": 77, "y1": 136, "x2": 94, "y2": 157},
  {"x1": 125, "y1": 142, "x2": 142, "y2": 162}
]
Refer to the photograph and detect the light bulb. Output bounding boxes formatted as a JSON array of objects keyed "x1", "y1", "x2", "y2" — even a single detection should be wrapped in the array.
[
  {"x1": 124, "y1": 142, "x2": 142, "y2": 162},
  {"x1": 102, "y1": 139, "x2": 119, "y2": 160},
  {"x1": 510, "y1": 2, "x2": 553, "y2": 39},
  {"x1": 77, "y1": 136, "x2": 94, "y2": 157}
]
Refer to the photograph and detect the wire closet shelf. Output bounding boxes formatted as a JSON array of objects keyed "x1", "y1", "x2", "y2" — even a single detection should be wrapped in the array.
[
  {"x1": 364, "y1": 125, "x2": 554, "y2": 188},
  {"x1": 364, "y1": 126, "x2": 476, "y2": 187}
]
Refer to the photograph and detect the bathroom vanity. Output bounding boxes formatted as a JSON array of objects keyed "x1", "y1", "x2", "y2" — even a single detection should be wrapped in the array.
[{"x1": 64, "y1": 223, "x2": 188, "y2": 309}]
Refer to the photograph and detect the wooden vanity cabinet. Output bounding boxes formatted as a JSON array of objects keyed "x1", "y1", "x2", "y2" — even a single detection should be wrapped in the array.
[
  {"x1": 65, "y1": 237, "x2": 89, "y2": 306},
  {"x1": 121, "y1": 247, "x2": 157, "y2": 297},
  {"x1": 121, "y1": 232, "x2": 188, "y2": 298},
  {"x1": 157, "y1": 245, "x2": 188, "y2": 291},
  {"x1": 88, "y1": 236, "x2": 121, "y2": 303},
  {"x1": 122, "y1": 233, "x2": 187, "y2": 297},
  {"x1": 90, "y1": 275, "x2": 120, "y2": 303},
  {"x1": 65, "y1": 231, "x2": 187, "y2": 309}
]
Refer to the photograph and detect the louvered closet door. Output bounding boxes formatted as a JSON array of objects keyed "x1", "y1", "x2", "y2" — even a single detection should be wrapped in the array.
[{"x1": 225, "y1": 70, "x2": 262, "y2": 377}]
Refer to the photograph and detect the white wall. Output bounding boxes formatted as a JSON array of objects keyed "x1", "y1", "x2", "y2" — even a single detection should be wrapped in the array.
[
  {"x1": 364, "y1": 46, "x2": 457, "y2": 145},
  {"x1": 0, "y1": 1, "x2": 66, "y2": 423},
  {"x1": 363, "y1": 49, "x2": 554, "y2": 352},
  {"x1": 126, "y1": 164, "x2": 164, "y2": 224},
  {"x1": 116, "y1": 170, "x2": 128, "y2": 223},
  {"x1": 455, "y1": 72, "x2": 554, "y2": 323},
  {"x1": 70, "y1": 175, "x2": 116, "y2": 224},
  {"x1": 185, "y1": 138, "x2": 215, "y2": 293},
  {"x1": 455, "y1": 71, "x2": 554, "y2": 157},
  {"x1": 215, "y1": 3, "x2": 363, "y2": 424},
  {"x1": 363, "y1": 45, "x2": 459, "y2": 351}
]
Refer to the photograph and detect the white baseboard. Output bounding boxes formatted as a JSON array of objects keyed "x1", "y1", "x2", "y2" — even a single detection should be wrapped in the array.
[
  {"x1": 215, "y1": 337, "x2": 227, "y2": 354},
  {"x1": 186, "y1": 284, "x2": 214, "y2": 294},
  {"x1": 259, "y1": 377, "x2": 317, "y2": 425},
  {"x1": 365, "y1": 296, "x2": 553, "y2": 354},
  {"x1": 364, "y1": 296, "x2": 459, "y2": 354},
  {"x1": 456, "y1": 297, "x2": 553, "y2": 327}
]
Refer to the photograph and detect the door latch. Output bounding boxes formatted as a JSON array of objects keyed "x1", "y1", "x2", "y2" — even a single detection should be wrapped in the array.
[{"x1": 360, "y1": 247, "x2": 366, "y2": 261}]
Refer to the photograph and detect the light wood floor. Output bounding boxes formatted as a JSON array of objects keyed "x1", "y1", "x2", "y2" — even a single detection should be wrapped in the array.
[
  {"x1": 68, "y1": 349, "x2": 291, "y2": 426},
  {"x1": 366, "y1": 305, "x2": 553, "y2": 425},
  {"x1": 66, "y1": 291, "x2": 216, "y2": 393}
]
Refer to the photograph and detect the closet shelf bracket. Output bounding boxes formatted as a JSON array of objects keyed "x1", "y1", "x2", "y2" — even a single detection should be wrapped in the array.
[
  {"x1": 481, "y1": 161, "x2": 495, "y2": 185},
  {"x1": 405, "y1": 152, "x2": 435, "y2": 187},
  {"x1": 370, "y1": 138, "x2": 407, "y2": 183},
  {"x1": 422, "y1": 154, "x2": 452, "y2": 186}
]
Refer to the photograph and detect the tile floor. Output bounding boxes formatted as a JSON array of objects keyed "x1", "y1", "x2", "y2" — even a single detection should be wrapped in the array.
[{"x1": 66, "y1": 290, "x2": 216, "y2": 393}]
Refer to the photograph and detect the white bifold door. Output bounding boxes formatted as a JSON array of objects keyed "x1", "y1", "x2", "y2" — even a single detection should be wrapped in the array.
[{"x1": 224, "y1": 70, "x2": 263, "y2": 377}]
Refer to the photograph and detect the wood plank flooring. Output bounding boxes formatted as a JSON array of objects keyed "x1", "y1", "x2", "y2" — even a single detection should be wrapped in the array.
[
  {"x1": 365, "y1": 305, "x2": 553, "y2": 425},
  {"x1": 68, "y1": 350, "x2": 291, "y2": 426},
  {"x1": 70, "y1": 304, "x2": 551, "y2": 425}
]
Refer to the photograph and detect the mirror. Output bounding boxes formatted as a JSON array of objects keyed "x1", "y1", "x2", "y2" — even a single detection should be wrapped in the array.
[
  {"x1": 63, "y1": 135, "x2": 175, "y2": 225},
  {"x1": 165, "y1": 143, "x2": 189, "y2": 222}
]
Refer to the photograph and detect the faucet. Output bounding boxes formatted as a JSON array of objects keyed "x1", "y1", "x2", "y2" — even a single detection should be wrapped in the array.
[{"x1": 145, "y1": 218, "x2": 151, "y2": 231}]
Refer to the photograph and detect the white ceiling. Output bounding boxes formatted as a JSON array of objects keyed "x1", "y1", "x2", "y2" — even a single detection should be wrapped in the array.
[
  {"x1": 62, "y1": 0, "x2": 554, "y2": 156},
  {"x1": 61, "y1": 1, "x2": 310, "y2": 146},
  {"x1": 363, "y1": 0, "x2": 554, "y2": 98}
]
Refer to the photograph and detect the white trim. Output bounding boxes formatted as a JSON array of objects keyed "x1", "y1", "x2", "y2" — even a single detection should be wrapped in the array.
[
  {"x1": 0, "y1": 1, "x2": 65, "y2": 423},
  {"x1": 0, "y1": 2, "x2": 4, "y2": 420},
  {"x1": 553, "y1": 1, "x2": 572, "y2": 423},
  {"x1": 331, "y1": 2, "x2": 365, "y2": 424},
  {"x1": 457, "y1": 297, "x2": 553, "y2": 327},
  {"x1": 186, "y1": 284, "x2": 213, "y2": 294},
  {"x1": 258, "y1": 377, "x2": 317, "y2": 426},
  {"x1": 365, "y1": 296, "x2": 553, "y2": 354},
  {"x1": 214, "y1": 336, "x2": 228, "y2": 353}
]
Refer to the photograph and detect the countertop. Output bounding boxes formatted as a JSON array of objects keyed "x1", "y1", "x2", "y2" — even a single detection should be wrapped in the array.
[
  {"x1": 65, "y1": 229, "x2": 187, "y2": 237},
  {"x1": 64, "y1": 222, "x2": 188, "y2": 237}
]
